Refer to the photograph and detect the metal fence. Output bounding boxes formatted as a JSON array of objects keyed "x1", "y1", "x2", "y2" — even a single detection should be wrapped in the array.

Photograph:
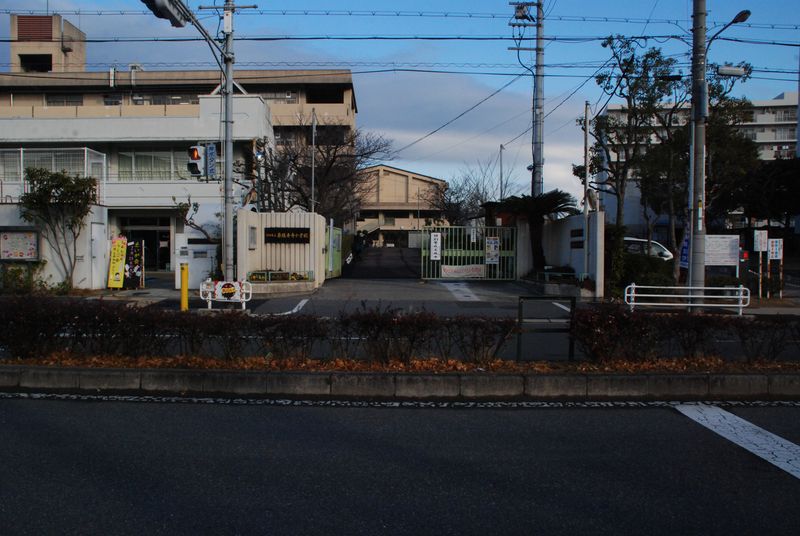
[
  {"x1": 0, "y1": 148, "x2": 107, "y2": 203},
  {"x1": 420, "y1": 225, "x2": 516, "y2": 280},
  {"x1": 624, "y1": 283, "x2": 750, "y2": 315}
]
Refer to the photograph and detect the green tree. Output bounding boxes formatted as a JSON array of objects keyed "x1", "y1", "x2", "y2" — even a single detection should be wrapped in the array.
[
  {"x1": 19, "y1": 167, "x2": 97, "y2": 290},
  {"x1": 497, "y1": 190, "x2": 578, "y2": 273},
  {"x1": 590, "y1": 37, "x2": 679, "y2": 229}
]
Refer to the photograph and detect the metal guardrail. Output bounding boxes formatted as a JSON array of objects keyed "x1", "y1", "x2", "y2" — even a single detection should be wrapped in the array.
[
  {"x1": 516, "y1": 296, "x2": 576, "y2": 361},
  {"x1": 624, "y1": 283, "x2": 750, "y2": 315}
]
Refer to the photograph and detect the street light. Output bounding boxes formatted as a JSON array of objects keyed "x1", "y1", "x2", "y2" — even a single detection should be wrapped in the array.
[{"x1": 688, "y1": 2, "x2": 750, "y2": 296}]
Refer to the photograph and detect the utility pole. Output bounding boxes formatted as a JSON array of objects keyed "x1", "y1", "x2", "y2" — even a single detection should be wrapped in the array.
[
  {"x1": 499, "y1": 144, "x2": 505, "y2": 200},
  {"x1": 311, "y1": 107, "x2": 317, "y2": 213},
  {"x1": 689, "y1": 0, "x2": 707, "y2": 294},
  {"x1": 532, "y1": 1, "x2": 544, "y2": 196},
  {"x1": 141, "y1": 0, "x2": 255, "y2": 281},
  {"x1": 583, "y1": 100, "x2": 590, "y2": 279},
  {"x1": 508, "y1": 1, "x2": 544, "y2": 196}
]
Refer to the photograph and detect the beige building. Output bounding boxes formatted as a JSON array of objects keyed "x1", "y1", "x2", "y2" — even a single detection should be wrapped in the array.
[
  {"x1": 356, "y1": 165, "x2": 447, "y2": 247},
  {"x1": 10, "y1": 14, "x2": 86, "y2": 73}
]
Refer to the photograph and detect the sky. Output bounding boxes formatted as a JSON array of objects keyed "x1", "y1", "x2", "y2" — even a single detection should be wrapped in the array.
[{"x1": 1, "y1": 0, "x2": 798, "y2": 202}]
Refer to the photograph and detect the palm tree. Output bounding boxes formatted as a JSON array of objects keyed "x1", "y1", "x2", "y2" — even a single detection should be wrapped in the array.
[{"x1": 498, "y1": 190, "x2": 578, "y2": 273}]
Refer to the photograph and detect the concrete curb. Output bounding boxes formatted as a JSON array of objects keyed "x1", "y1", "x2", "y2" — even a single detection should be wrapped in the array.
[{"x1": 1, "y1": 366, "x2": 799, "y2": 400}]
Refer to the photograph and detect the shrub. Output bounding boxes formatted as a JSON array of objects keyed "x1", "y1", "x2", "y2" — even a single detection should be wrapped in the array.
[
  {"x1": 732, "y1": 315, "x2": 790, "y2": 362},
  {"x1": 451, "y1": 316, "x2": 516, "y2": 364}
]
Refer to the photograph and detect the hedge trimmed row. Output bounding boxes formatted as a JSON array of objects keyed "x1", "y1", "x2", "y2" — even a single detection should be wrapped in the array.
[
  {"x1": 0, "y1": 297, "x2": 515, "y2": 364},
  {"x1": 571, "y1": 304, "x2": 800, "y2": 362}
]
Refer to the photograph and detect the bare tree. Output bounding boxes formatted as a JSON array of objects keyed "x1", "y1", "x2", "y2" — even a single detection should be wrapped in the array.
[{"x1": 244, "y1": 123, "x2": 393, "y2": 226}]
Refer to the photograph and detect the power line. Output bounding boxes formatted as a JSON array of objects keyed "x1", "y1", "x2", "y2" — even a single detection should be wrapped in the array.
[
  {"x1": 2, "y1": 8, "x2": 798, "y2": 29},
  {"x1": 394, "y1": 74, "x2": 525, "y2": 154}
]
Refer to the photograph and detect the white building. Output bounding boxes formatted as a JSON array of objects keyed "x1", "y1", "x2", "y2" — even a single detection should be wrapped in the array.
[{"x1": 0, "y1": 14, "x2": 357, "y2": 289}]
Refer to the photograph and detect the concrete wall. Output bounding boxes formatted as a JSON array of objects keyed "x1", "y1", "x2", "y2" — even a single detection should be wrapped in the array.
[
  {"x1": 236, "y1": 210, "x2": 327, "y2": 288},
  {"x1": 542, "y1": 211, "x2": 605, "y2": 296},
  {"x1": 0, "y1": 203, "x2": 108, "y2": 289}
]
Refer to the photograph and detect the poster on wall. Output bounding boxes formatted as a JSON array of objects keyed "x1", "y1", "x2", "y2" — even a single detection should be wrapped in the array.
[
  {"x1": 485, "y1": 237, "x2": 500, "y2": 265},
  {"x1": 124, "y1": 241, "x2": 143, "y2": 289},
  {"x1": 107, "y1": 236, "x2": 127, "y2": 289},
  {"x1": 0, "y1": 230, "x2": 39, "y2": 261}
]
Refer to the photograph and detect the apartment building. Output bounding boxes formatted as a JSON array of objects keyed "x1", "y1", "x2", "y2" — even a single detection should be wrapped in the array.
[
  {"x1": 355, "y1": 165, "x2": 448, "y2": 248},
  {"x1": 0, "y1": 14, "x2": 357, "y2": 287},
  {"x1": 600, "y1": 91, "x2": 798, "y2": 238}
]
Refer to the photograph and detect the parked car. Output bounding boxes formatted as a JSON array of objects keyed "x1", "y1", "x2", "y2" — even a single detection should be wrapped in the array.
[{"x1": 623, "y1": 237, "x2": 674, "y2": 261}]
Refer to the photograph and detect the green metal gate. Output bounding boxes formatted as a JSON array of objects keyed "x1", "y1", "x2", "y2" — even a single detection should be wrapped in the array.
[{"x1": 420, "y1": 226, "x2": 516, "y2": 280}]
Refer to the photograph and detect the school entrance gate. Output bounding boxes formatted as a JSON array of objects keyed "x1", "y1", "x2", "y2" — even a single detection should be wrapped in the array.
[{"x1": 420, "y1": 226, "x2": 517, "y2": 280}]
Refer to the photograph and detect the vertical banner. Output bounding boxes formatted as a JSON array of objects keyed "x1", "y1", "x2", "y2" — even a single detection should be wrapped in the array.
[
  {"x1": 107, "y1": 236, "x2": 127, "y2": 289},
  {"x1": 430, "y1": 232, "x2": 442, "y2": 261},
  {"x1": 124, "y1": 241, "x2": 143, "y2": 289},
  {"x1": 485, "y1": 236, "x2": 500, "y2": 265},
  {"x1": 679, "y1": 234, "x2": 690, "y2": 269}
]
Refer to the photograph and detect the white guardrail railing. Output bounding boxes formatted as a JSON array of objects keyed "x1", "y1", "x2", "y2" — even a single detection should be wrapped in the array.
[
  {"x1": 200, "y1": 280, "x2": 253, "y2": 310},
  {"x1": 624, "y1": 283, "x2": 750, "y2": 316}
]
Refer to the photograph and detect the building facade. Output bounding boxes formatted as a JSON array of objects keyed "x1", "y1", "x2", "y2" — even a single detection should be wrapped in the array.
[
  {"x1": 0, "y1": 14, "x2": 357, "y2": 287},
  {"x1": 355, "y1": 165, "x2": 448, "y2": 248},
  {"x1": 600, "y1": 91, "x2": 798, "y2": 239}
]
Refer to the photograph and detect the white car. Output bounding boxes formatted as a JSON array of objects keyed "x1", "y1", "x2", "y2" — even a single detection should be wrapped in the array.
[{"x1": 623, "y1": 237, "x2": 674, "y2": 261}]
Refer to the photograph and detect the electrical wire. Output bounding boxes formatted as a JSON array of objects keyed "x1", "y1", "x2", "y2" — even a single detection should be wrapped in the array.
[{"x1": 394, "y1": 74, "x2": 525, "y2": 154}]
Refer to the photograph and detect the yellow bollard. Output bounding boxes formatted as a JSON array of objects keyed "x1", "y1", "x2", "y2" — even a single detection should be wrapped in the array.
[{"x1": 180, "y1": 263, "x2": 189, "y2": 311}]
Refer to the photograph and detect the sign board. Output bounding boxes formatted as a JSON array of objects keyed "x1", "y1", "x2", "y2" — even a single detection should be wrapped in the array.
[
  {"x1": 679, "y1": 234, "x2": 690, "y2": 269},
  {"x1": 441, "y1": 264, "x2": 485, "y2": 278},
  {"x1": 768, "y1": 238, "x2": 783, "y2": 261},
  {"x1": 264, "y1": 227, "x2": 310, "y2": 244},
  {"x1": 200, "y1": 279, "x2": 253, "y2": 310},
  {"x1": 430, "y1": 232, "x2": 442, "y2": 261},
  {"x1": 705, "y1": 235, "x2": 739, "y2": 267},
  {"x1": 753, "y1": 230, "x2": 768, "y2": 252},
  {"x1": 123, "y1": 241, "x2": 143, "y2": 289},
  {"x1": 107, "y1": 237, "x2": 127, "y2": 288},
  {"x1": 0, "y1": 230, "x2": 38, "y2": 261},
  {"x1": 470, "y1": 227, "x2": 477, "y2": 244},
  {"x1": 205, "y1": 143, "x2": 217, "y2": 179},
  {"x1": 485, "y1": 237, "x2": 500, "y2": 265}
]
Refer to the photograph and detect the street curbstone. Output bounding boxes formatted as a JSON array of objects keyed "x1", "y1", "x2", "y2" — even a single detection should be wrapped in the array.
[
  {"x1": 331, "y1": 373, "x2": 395, "y2": 398},
  {"x1": 203, "y1": 372, "x2": 268, "y2": 395},
  {"x1": 525, "y1": 375, "x2": 587, "y2": 398},
  {"x1": 587, "y1": 375, "x2": 650, "y2": 399},
  {"x1": 141, "y1": 370, "x2": 206, "y2": 393},
  {"x1": 267, "y1": 372, "x2": 331, "y2": 397},
  {"x1": 646, "y1": 374, "x2": 709, "y2": 399},
  {"x1": 767, "y1": 374, "x2": 800, "y2": 397},
  {"x1": 460, "y1": 375, "x2": 524, "y2": 398},
  {"x1": 79, "y1": 369, "x2": 141, "y2": 391},
  {"x1": 709, "y1": 374, "x2": 769, "y2": 398},
  {"x1": 0, "y1": 367, "x2": 21, "y2": 388},
  {"x1": 395, "y1": 374, "x2": 460, "y2": 399},
  {"x1": 20, "y1": 368, "x2": 79, "y2": 390}
]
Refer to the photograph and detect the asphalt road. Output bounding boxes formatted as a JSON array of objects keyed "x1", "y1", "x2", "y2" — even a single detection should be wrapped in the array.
[{"x1": 1, "y1": 398, "x2": 798, "y2": 536}]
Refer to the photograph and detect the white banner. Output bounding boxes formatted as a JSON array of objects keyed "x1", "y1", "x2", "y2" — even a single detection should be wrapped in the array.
[
  {"x1": 441, "y1": 264, "x2": 485, "y2": 278},
  {"x1": 705, "y1": 235, "x2": 739, "y2": 267},
  {"x1": 754, "y1": 230, "x2": 768, "y2": 252},
  {"x1": 430, "y1": 232, "x2": 442, "y2": 261}
]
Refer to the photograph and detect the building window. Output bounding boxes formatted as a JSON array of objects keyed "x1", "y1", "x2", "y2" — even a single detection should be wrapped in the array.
[
  {"x1": 262, "y1": 90, "x2": 298, "y2": 104},
  {"x1": 118, "y1": 149, "x2": 178, "y2": 181},
  {"x1": 131, "y1": 94, "x2": 199, "y2": 105},
  {"x1": 45, "y1": 94, "x2": 83, "y2": 107},
  {"x1": 104, "y1": 94, "x2": 123, "y2": 106},
  {"x1": 18, "y1": 54, "x2": 52, "y2": 72}
]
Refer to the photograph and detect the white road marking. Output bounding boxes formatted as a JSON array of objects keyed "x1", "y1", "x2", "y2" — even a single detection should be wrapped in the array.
[
  {"x1": 676, "y1": 404, "x2": 800, "y2": 480},
  {"x1": 271, "y1": 299, "x2": 309, "y2": 316},
  {"x1": 552, "y1": 302, "x2": 571, "y2": 312},
  {"x1": 440, "y1": 282, "x2": 481, "y2": 302}
]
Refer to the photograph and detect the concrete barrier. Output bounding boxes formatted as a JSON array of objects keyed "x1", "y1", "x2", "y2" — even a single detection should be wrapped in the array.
[{"x1": 1, "y1": 366, "x2": 799, "y2": 401}]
